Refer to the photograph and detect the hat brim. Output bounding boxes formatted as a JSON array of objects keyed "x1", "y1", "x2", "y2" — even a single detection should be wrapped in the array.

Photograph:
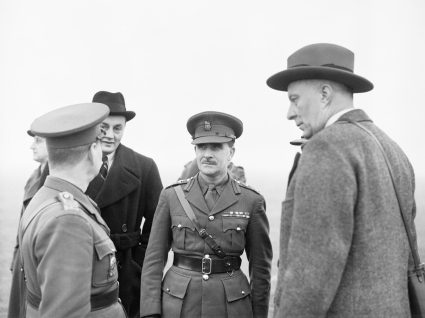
[
  {"x1": 191, "y1": 136, "x2": 234, "y2": 145},
  {"x1": 109, "y1": 111, "x2": 136, "y2": 121},
  {"x1": 27, "y1": 130, "x2": 35, "y2": 137},
  {"x1": 267, "y1": 66, "x2": 373, "y2": 93}
]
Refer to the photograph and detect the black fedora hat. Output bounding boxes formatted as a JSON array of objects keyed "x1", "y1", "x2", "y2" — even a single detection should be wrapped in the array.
[
  {"x1": 92, "y1": 91, "x2": 136, "y2": 121},
  {"x1": 267, "y1": 43, "x2": 373, "y2": 93}
]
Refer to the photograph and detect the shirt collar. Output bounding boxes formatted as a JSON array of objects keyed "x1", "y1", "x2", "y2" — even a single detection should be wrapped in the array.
[
  {"x1": 325, "y1": 108, "x2": 356, "y2": 128},
  {"x1": 198, "y1": 173, "x2": 229, "y2": 196}
]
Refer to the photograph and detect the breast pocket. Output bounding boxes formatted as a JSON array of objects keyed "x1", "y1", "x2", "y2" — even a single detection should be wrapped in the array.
[
  {"x1": 170, "y1": 215, "x2": 196, "y2": 250},
  {"x1": 222, "y1": 218, "x2": 249, "y2": 252},
  {"x1": 92, "y1": 238, "x2": 117, "y2": 287}
]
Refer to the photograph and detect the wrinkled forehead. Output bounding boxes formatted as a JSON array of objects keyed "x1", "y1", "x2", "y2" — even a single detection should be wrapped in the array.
[{"x1": 101, "y1": 115, "x2": 127, "y2": 126}]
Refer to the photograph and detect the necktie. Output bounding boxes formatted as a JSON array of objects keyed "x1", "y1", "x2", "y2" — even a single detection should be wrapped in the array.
[
  {"x1": 86, "y1": 155, "x2": 108, "y2": 200},
  {"x1": 205, "y1": 184, "x2": 218, "y2": 210}
]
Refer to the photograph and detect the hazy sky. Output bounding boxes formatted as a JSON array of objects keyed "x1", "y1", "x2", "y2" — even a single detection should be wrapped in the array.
[{"x1": 1, "y1": 0, "x2": 424, "y2": 205}]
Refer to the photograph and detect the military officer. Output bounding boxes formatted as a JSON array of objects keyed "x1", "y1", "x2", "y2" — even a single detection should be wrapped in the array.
[
  {"x1": 140, "y1": 111, "x2": 272, "y2": 318},
  {"x1": 18, "y1": 103, "x2": 126, "y2": 317}
]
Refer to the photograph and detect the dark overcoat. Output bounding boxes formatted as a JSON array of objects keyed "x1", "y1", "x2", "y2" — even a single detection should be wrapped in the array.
[
  {"x1": 87, "y1": 143, "x2": 163, "y2": 318},
  {"x1": 140, "y1": 175, "x2": 272, "y2": 318},
  {"x1": 274, "y1": 109, "x2": 417, "y2": 317},
  {"x1": 8, "y1": 164, "x2": 48, "y2": 318}
]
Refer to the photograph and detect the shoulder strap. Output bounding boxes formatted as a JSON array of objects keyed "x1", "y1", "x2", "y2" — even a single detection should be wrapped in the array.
[
  {"x1": 349, "y1": 120, "x2": 421, "y2": 268},
  {"x1": 174, "y1": 186, "x2": 226, "y2": 258}
]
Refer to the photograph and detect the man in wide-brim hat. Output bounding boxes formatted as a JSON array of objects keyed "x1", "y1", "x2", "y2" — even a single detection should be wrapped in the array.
[
  {"x1": 267, "y1": 43, "x2": 417, "y2": 317},
  {"x1": 85, "y1": 91, "x2": 163, "y2": 318}
]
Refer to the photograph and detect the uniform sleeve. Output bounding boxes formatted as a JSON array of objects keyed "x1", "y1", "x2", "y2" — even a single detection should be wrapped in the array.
[
  {"x1": 245, "y1": 195, "x2": 272, "y2": 318},
  {"x1": 277, "y1": 140, "x2": 356, "y2": 317},
  {"x1": 140, "y1": 159, "x2": 163, "y2": 254},
  {"x1": 35, "y1": 213, "x2": 93, "y2": 318},
  {"x1": 139, "y1": 190, "x2": 171, "y2": 317}
]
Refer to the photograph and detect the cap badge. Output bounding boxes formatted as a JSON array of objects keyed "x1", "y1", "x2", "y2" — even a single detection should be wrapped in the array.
[{"x1": 204, "y1": 121, "x2": 211, "y2": 131}]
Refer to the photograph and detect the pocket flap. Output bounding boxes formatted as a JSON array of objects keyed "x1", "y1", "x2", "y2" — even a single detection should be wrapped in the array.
[
  {"x1": 94, "y1": 239, "x2": 116, "y2": 260},
  {"x1": 162, "y1": 270, "x2": 192, "y2": 299},
  {"x1": 222, "y1": 275, "x2": 251, "y2": 302},
  {"x1": 171, "y1": 215, "x2": 195, "y2": 231},
  {"x1": 222, "y1": 218, "x2": 247, "y2": 233}
]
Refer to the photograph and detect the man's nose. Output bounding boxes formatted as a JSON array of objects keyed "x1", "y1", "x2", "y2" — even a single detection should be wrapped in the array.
[
  {"x1": 104, "y1": 128, "x2": 113, "y2": 138},
  {"x1": 287, "y1": 104, "x2": 297, "y2": 120}
]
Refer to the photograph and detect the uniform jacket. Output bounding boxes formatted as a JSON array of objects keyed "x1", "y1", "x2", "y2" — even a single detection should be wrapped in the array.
[
  {"x1": 140, "y1": 174, "x2": 272, "y2": 318},
  {"x1": 274, "y1": 109, "x2": 417, "y2": 317},
  {"x1": 87, "y1": 143, "x2": 163, "y2": 318},
  {"x1": 19, "y1": 176, "x2": 126, "y2": 318},
  {"x1": 8, "y1": 163, "x2": 48, "y2": 318}
]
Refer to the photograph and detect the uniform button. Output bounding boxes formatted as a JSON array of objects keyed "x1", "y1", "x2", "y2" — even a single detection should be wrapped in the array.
[
  {"x1": 166, "y1": 288, "x2": 170, "y2": 292},
  {"x1": 236, "y1": 226, "x2": 241, "y2": 231},
  {"x1": 122, "y1": 224, "x2": 127, "y2": 232},
  {"x1": 203, "y1": 274, "x2": 209, "y2": 281},
  {"x1": 208, "y1": 215, "x2": 215, "y2": 221},
  {"x1": 177, "y1": 224, "x2": 182, "y2": 228},
  {"x1": 63, "y1": 193, "x2": 70, "y2": 199},
  {"x1": 241, "y1": 290, "x2": 245, "y2": 295}
]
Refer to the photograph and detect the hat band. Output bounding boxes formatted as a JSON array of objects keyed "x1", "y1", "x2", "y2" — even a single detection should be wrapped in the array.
[{"x1": 290, "y1": 63, "x2": 353, "y2": 72}]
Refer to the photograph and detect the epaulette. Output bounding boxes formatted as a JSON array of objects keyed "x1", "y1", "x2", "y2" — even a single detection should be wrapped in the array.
[
  {"x1": 235, "y1": 180, "x2": 261, "y2": 195},
  {"x1": 166, "y1": 176, "x2": 195, "y2": 191},
  {"x1": 57, "y1": 192, "x2": 80, "y2": 211}
]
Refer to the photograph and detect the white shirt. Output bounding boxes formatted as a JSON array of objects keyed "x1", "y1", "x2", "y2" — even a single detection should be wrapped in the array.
[{"x1": 106, "y1": 152, "x2": 115, "y2": 171}]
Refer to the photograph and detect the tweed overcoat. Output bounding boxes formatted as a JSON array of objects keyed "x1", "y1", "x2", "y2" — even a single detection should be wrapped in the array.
[
  {"x1": 19, "y1": 176, "x2": 126, "y2": 317},
  {"x1": 140, "y1": 175, "x2": 272, "y2": 318},
  {"x1": 87, "y1": 143, "x2": 163, "y2": 318},
  {"x1": 8, "y1": 164, "x2": 48, "y2": 318},
  {"x1": 274, "y1": 109, "x2": 417, "y2": 317}
]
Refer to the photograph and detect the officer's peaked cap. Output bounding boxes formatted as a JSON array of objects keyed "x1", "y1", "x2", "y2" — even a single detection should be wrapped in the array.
[
  {"x1": 30, "y1": 103, "x2": 110, "y2": 149},
  {"x1": 187, "y1": 111, "x2": 243, "y2": 145}
]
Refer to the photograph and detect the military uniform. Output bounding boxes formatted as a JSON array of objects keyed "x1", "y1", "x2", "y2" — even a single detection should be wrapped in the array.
[
  {"x1": 140, "y1": 111, "x2": 272, "y2": 318},
  {"x1": 18, "y1": 102, "x2": 127, "y2": 317}
]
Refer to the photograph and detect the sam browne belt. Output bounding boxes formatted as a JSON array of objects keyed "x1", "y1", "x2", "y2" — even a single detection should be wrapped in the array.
[{"x1": 173, "y1": 254, "x2": 241, "y2": 274}]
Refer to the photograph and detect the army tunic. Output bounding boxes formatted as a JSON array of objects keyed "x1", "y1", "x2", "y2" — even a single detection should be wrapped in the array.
[
  {"x1": 19, "y1": 176, "x2": 126, "y2": 318},
  {"x1": 140, "y1": 174, "x2": 272, "y2": 318}
]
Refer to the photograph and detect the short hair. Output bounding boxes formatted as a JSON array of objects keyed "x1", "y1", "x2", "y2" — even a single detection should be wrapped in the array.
[
  {"x1": 227, "y1": 140, "x2": 235, "y2": 148},
  {"x1": 47, "y1": 143, "x2": 91, "y2": 169}
]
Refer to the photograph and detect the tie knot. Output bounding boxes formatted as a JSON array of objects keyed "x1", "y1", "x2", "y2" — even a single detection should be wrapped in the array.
[
  {"x1": 207, "y1": 184, "x2": 215, "y2": 191},
  {"x1": 102, "y1": 155, "x2": 108, "y2": 163}
]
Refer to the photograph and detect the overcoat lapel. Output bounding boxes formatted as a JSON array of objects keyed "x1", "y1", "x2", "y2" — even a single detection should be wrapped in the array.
[
  {"x1": 95, "y1": 145, "x2": 141, "y2": 208},
  {"x1": 210, "y1": 181, "x2": 239, "y2": 215}
]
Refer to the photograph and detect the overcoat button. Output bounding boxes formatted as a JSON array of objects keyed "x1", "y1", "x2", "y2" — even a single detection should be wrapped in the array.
[
  {"x1": 203, "y1": 274, "x2": 209, "y2": 281},
  {"x1": 209, "y1": 215, "x2": 215, "y2": 221},
  {"x1": 122, "y1": 224, "x2": 127, "y2": 232}
]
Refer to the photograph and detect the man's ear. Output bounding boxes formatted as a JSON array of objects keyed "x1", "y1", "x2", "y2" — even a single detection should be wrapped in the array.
[
  {"x1": 320, "y1": 83, "x2": 333, "y2": 105},
  {"x1": 229, "y1": 146, "x2": 235, "y2": 160},
  {"x1": 87, "y1": 142, "x2": 98, "y2": 163}
]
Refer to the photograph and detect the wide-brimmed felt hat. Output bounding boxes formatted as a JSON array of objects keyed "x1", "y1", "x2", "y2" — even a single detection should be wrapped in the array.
[
  {"x1": 92, "y1": 91, "x2": 135, "y2": 121},
  {"x1": 267, "y1": 43, "x2": 373, "y2": 93},
  {"x1": 187, "y1": 111, "x2": 243, "y2": 145}
]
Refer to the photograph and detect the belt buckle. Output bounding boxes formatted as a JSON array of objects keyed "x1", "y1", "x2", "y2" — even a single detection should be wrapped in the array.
[{"x1": 202, "y1": 255, "x2": 212, "y2": 274}]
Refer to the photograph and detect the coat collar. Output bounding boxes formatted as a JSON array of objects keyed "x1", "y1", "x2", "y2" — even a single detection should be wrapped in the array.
[
  {"x1": 184, "y1": 173, "x2": 240, "y2": 216},
  {"x1": 94, "y1": 144, "x2": 141, "y2": 208},
  {"x1": 41, "y1": 176, "x2": 109, "y2": 231},
  {"x1": 335, "y1": 108, "x2": 373, "y2": 124}
]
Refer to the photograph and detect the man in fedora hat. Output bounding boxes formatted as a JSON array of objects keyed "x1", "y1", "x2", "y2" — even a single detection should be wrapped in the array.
[
  {"x1": 86, "y1": 91, "x2": 163, "y2": 318},
  {"x1": 140, "y1": 111, "x2": 272, "y2": 318},
  {"x1": 17, "y1": 102, "x2": 126, "y2": 317},
  {"x1": 8, "y1": 131, "x2": 49, "y2": 318},
  {"x1": 267, "y1": 43, "x2": 417, "y2": 317}
]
